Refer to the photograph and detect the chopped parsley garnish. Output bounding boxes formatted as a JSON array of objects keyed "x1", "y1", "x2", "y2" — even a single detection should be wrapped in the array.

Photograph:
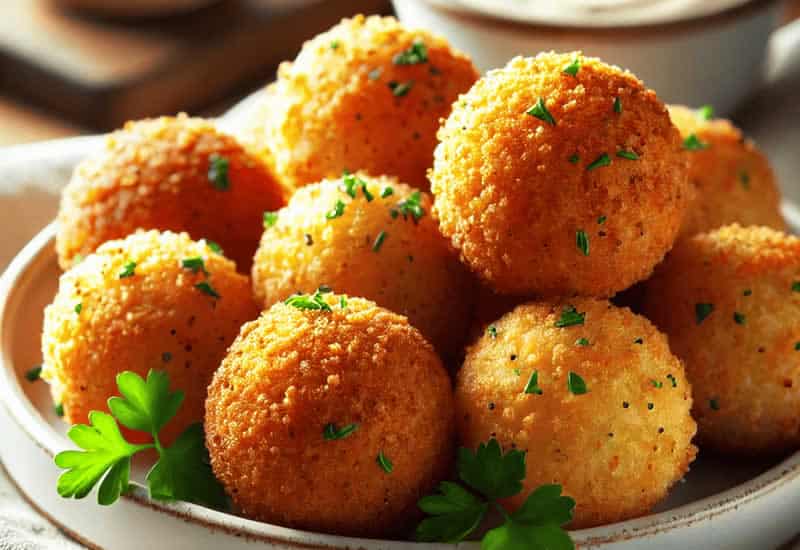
[
  {"x1": 597, "y1": 215, "x2": 607, "y2": 224},
  {"x1": 372, "y1": 231, "x2": 388, "y2": 252},
  {"x1": 576, "y1": 230, "x2": 589, "y2": 256},
  {"x1": 587, "y1": 153, "x2": 611, "y2": 171},
  {"x1": 342, "y1": 172, "x2": 373, "y2": 200},
  {"x1": 207, "y1": 154, "x2": 230, "y2": 191},
  {"x1": 739, "y1": 171, "x2": 750, "y2": 189},
  {"x1": 567, "y1": 372, "x2": 588, "y2": 395},
  {"x1": 651, "y1": 379, "x2": 663, "y2": 388},
  {"x1": 513, "y1": 368, "x2": 521, "y2": 376},
  {"x1": 613, "y1": 97, "x2": 622, "y2": 114},
  {"x1": 524, "y1": 371, "x2": 543, "y2": 395},
  {"x1": 368, "y1": 67, "x2": 383, "y2": 81},
  {"x1": 683, "y1": 134, "x2": 708, "y2": 151},
  {"x1": 395, "y1": 191, "x2": 425, "y2": 222},
  {"x1": 181, "y1": 257, "x2": 208, "y2": 275},
  {"x1": 733, "y1": 312, "x2": 746, "y2": 325},
  {"x1": 695, "y1": 302, "x2": 714, "y2": 324},
  {"x1": 634, "y1": 337, "x2": 644, "y2": 344},
  {"x1": 376, "y1": 451, "x2": 393, "y2": 473},
  {"x1": 526, "y1": 98, "x2": 556, "y2": 126},
  {"x1": 207, "y1": 241, "x2": 223, "y2": 255},
  {"x1": 393, "y1": 39, "x2": 428, "y2": 65},
  {"x1": 743, "y1": 289, "x2": 752, "y2": 296},
  {"x1": 388, "y1": 80, "x2": 414, "y2": 97},
  {"x1": 119, "y1": 261, "x2": 136, "y2": 279},
  {"x1": 667, "y1": 374, "x2": 678, "y2": 387},
  {"x1": 709, "y1": 398, "x2": 720, "y2": 411},
  {"x1": 195, "y1": 281, "x2": 220, "y2": 299},
  {"x1": 575, "y1": 337, "x2": 589, "y2": 346},
  {"x1": 75, "y1": 303, "x2": 83, "y2": 314},
  {"x1": 263, "y1": 211, "x2": 278, "y2": 228},
  {"x1": 323, "y1": 423, "x2": 359, "y2": 441},
  {"x1": 555, "y1": 305, "x2": 585, "y2": 328},
  {"x1": 562, "y1": 57, "x2": 581, "y2": 76},
  {"x1": 568, "y1": 153, "x2": 580, "y2": 164},
  {"x1": 697, "y1": 105, "x2": 714, "y2": 121},
  {"x1": 285, "y1": 287, "x2": 334, "y2": 312},
  {"x1": 793, "y1": 281, "x2": 800, "y2": 292},
  {"x1": 339, "y1": 295, "x2": 347, "y2": 309},
  {"x1": 330, "y1": 39, "x2": 340, "y2": 50},
  {"x1": 616, "y1": 150, "x2": 639, "y2": 160},
  {"x1": 25, "y1": 365, "x2": 42, "y2": 382},
  {"x1": 326, "y1": 200, "x2": 346, "y2": 220},
  {"x1": 54, "y1": 370, "x2": 225, "y2": 507},
  {"x1": 795, "y1": 342, "x2": 800, "y2": 351},
  {"x1": 487, "y1": 325, "x2": 497, "y2": 338},
  {"x1": 54, "y1": 403, "x2": 64, "y2": 417},
  {"x1": 416, "y1": 439, "x2": 575, "y2": 549},
  {"x1": 381, "y1": 186, "x2": 394, "y2": 198}
]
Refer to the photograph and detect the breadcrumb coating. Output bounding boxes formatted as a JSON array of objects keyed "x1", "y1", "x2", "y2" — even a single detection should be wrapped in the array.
[
  {"x1": 251, "y1": 174, "x2": 474, "y2": 360},
  {"x1": 42, "y1": 230, "x2": 258, "y2": 443},
  {"x1": 643, "y1": 224, "x2": 800, "y2": 455},
  {"x1": 260, "y1": 14, "x2": 478, "y2": 190},
  {"x1": 456, "y1": 298, "x2": 697, "y2": 527},
  {"x1": 668, "y1": 105, "x2": 785, "y2": 238},
  {"x1": 432, "y1": 52, "x2": 691, "y2": 296},
  {"x1": 205, "y1": 296, "x2": 454, "y2": 537},
  {"x1": 56, "y1": 114, "x2": 286, "y2": 272}
]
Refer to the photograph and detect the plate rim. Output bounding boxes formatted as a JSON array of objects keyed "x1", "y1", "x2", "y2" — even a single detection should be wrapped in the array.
[{"x1": 2, "y1": 220, "x2": 800, "y2": 548}]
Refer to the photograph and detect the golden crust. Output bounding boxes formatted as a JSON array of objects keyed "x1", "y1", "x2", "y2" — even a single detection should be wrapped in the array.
[
  {"x1": 668, "y1": 105, "x2": 785, "y2": 238},
  {"x1": 432, "y1": 52, "x2": 691, "y2": 296},
  {"x1": 205, "y1": 296, "x2": 454, "y2": 537},
  {"x1": 41, "y1": 230, "x2": 258, "y2": 444},
  {"x1": 56, "y1": 114, "x2": 286, "y2": 272},
  {"x1": 456, "y1": 298, "x2": 697, "y2": 528},
  {"x1": 642, "y1": 224, "x2": 800, "y2": 455},
  {"x1": 251, "y1": 175, "x2": 474, "y2": 360},
  {"x1": 262, "y1": 14, "x2": 479, "y2": 190}
]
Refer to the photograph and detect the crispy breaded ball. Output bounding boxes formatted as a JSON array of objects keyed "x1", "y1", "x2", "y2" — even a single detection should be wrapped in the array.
[
  {"x1": 56, "y1": 114, "x2": 286, "y2": 272},
  {"x1": 668, "y1": 105, "x2": 785, "y2": 238},
  {"x1": 42, "y1": 230, "x2": 258, "y2": 443},
  {"x1": 642, "y1": 225, "x2": 800, "y2": 455},
  {"x1": 432, "y1": 52, "x2": 691, "y2": 296},
  {"x1": 456, "y1": 298, "x2": 697, "y2": 528},
  {"x1": 260, "y1": 14, "x2": 479, "y2": 190},
  {"x1": 251, "y1": 174, "x2": 474, "y2": 361},
  {"x1": 205, "y1": 295, "x2": 454, "y2": 537}
]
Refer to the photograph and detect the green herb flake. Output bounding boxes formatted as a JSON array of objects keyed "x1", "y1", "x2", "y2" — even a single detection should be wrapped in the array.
[
  {"x1": 285, "y1": 287, "x2": 334, "y2": 312},
  {"x1": 567, "y1": 372, "x2": 588, "y2": 395},
  {"x1": 597, "y1": 215, "x2": 607, "y2": 224},
  {"x1": 562, "y1": 57, "x2": 581, "y2": 77},
  {"x1": 733, "y1": 312, "x2": 746, "y2": 325},
  {"x1": 381, "y1": 186, "x2": 394, "y2": 198},
  {"x1": 613, "y1": 97, "x2": 622, "y2": 114},
  {"x1": 695, "y1": 302, "x2": 714, "y2": 324},
  {"x1": 555, "y1": 305, "x2": 585, "y2": 328},
  {"x1": 372, "y1": 231, "x2": 388, "y2": 252},
  {"x1": 74, "y1": 303, "x2": 83, "y2": 314},
  {"x1": 739, "y1": 171, "x2": 750, "y2": 190},
  {"x1": 791, "y1": 281, "x2": 800, "y2": 292},
  {"x1": 683, "y1": 134, "x2": 709, "y2": 151},
  {"x1": 195, "y1": 281, "x2": 220, "y2": 299},
  {"x1": 524, "y1": 371, "x2": 543, "y2": 395},
  {"x1": 330, "y1": 39, "x2": 340, "y2": 50},
  {"x1": 568, "y1": 153, "x2": 580, "y2": 165},
  {"x1": 795, "y1": 342, "x2": 800, "y2": 351},
  {"x1": 709, "y1": 398, "x2": 720, "y2": 411},
  {"x1": 207, "y1": 241, "x2": 223, "y2": 255},
  {"x1": 587, "y1": 153, "x2": 611, "y2": 171},
  {"x1": 326, "y1": 199, "x2": 346, "y2": 220},
  {"x1": 54, "y1": 403, "x2": 64, "y2": 417},
  {"x1": 666, "y1": 374, "x2": 677, "y2": 387},
  {"x1": 525, "y1": 98, "x2": 556, "y2": 126},
  {"x1": 651, "y1": 379, "x2": 663, "y2": 388},
  {"x1": 119, "y1": 262, "x2": 136, "y2": 279},
  {"x1": 616, "y1": 150, "x2": 639, "y2": 160},
  {"x1": 388, "y1": 80, "x2": 414, "y2": 97},
  {"x1": 25, "y1": 365, "x2": 43, "y2": 382},
  {"x1": 207, "y1": 154, "x2": 230, "y2": 191},
  {"x1": 575, "y1": 337, "x2": 589, "y2": 346},
  {"x1": 376, "y1": 451, "x2": 394, "y2": 473},
  {"x1": 634, "y1": 338, "x2": 644, "y2": 345},
  {"x1": 576, "y1": 230, "x2": 589, "y2": 256},
  {"x1": 393, "y1": 39, "x2": 428, "y2": 65},
  {"x1": 263, "y1": 211, "x2": 278, "y2": 228},
  {"x1": 323, "y1": 423, "x2": 359, "y2": 441},
  {"x1": 181, "y1": 257, "x2": 208, "y2": 275},
  {"x1": 698, "y1": 105, "x2": 714, "y2": 121},
  {"x1": 743, "y1": 289, "x2": 752, "y2": 296},
  {"x1": 396, "y1": 191, "x2": 425, "y2": 222},
  {"x1": 339, "y1": 295, "x2": 347, "y2": 309},
  {"x1": 487, "y1": 325, "x2": 498, "y2": 339}
]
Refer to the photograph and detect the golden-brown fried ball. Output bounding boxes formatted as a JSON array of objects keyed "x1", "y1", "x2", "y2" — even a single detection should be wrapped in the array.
[
  {"x1": 432, "y1": 52, "x2": 691, "y2": 297},
  {"x1": 42, "y1": 230, "x2": 258, "y2": 443},
  {"x1": 260, "y1": 14, "x2": 479, "y2": 190},
  {"x1": 669, "y1": 105, "x2": 785, "y2": 238},
  {"x1": 642, "y1": 224, "x2": 800, "y2": 455},
  {"x1": 205, "y1": 295, "x2": 454, "y2": 537},
  {"x1": 456, "y1": 298, "x2": 697, "y2": 528},
  {"x1": 56, "y1": 115, "x2": 286, "y2": 272},
  {"x1": 251, "y1": 174, "x2": 474, "y2": 361}
]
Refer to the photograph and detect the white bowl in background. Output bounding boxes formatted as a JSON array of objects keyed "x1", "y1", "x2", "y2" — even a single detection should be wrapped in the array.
[{"x1": 392, "y1": 0, "x2": 785, "y2": 115}]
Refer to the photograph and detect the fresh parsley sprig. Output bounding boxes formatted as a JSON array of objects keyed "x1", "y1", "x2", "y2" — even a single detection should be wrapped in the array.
[
  {"x1": 54, "y1": 370, "x2": 226, "y2": 508},
  {"x1": 416, "y1": 439, "x2": 575, "y2": 549},
  {"x1": 284, "y1": 286, "x2": 334, "y2": 312}
]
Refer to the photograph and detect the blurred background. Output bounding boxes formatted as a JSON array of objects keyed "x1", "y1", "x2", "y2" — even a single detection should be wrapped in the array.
[{"x1": 1, "y1": 0, "x2": 798, "y2": 147}]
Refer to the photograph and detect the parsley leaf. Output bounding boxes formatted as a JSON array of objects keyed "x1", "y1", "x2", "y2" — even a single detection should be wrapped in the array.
[
  {"x1": 25, "y1": 365, "x2": 42, "y2": 382},
  {"x1": 683, "y1": 134, "x2": 709, "y2": 151},
  {"x1": 458, "y1": 439, "x2": 525, "y2": 500},
  {"x1": 207, "y1": 154, "x2": 230, "y2": 191},
  {"x1": 483, "y1": 520, "x2": 574, "y2": 550},
  {"x1": 734, "y1": 312, "x2": 746, "y2": 325},
  {"x1": 108, "y1": 370, "x2": 184, "y2": 434},
  {"x1": 416, "y1": 482, "x2": 489, "y2": 543},
  {"x1": 567, "y1": 372, "x2": 588, "y2": 395},
  {"x1": 285, "y1": 288, "x2": 333, "y2": 312},
  {"x1": 341, "y1": 172, "x2": 373, "y2": 201},
  {"x1": 575, "y1": 337, "x2": 589, "y2": 346},
  {"x1": 487, "y1": 325, "x2": 497, "y2": 338},
  {"x1": 616, "y1": 150, "x2": 639, "y2": 160},
  {"x1": 395, "y1": 191, "x2": 425, "y2": 222},
  {"x1": 388, "y1": 80, "x2": 414, "y2": 97},
  {"x1": 587, "y1": 153, "x2": 611, "y2": 171},
  {"x1": 372, "y1": 231, "x2": 387, "y2": 252},
  {"x1": 119, "y1": 261, "x2": 136, "y2": 279},
  {"x1": 576, "y1": 230, "x2": 589, "y2": 256},
  {"x1": 323, "y1": 423, "x2": 358, "y2": 440},
  {"x1": 181, "y1": 257, "x2": 208, "y2": 275},
  {"x1": 195, "y1": 281, "x2": 220, "y2": 299},
  {"x1": 697, "y1": 105, "x2": 714, "y2": 121},
  {"x1": 562, "y1": 57, "x2": 580, "y2": 77},
  {"x1": 381, "y1": 186, "x2": 394, "y2": 198},
  {"x1": 75, "y1": 303, "x2": 83, "y2": 314},
  {"x1": 524, "y1": 371, "x2": 543, "y2": 395},
  {"x1": 206, "y1": 241, "x2": 223, "y2": 255},
  {"x1": 526, "y1": 98, "x2": 556, "y2": 126},
  {"x1": 393, "y1": 39, "x2": 428, "y2": 65},
  {"x1": 555, "y1": 305, "x2": 585, "y2": 328},
  {"x1": 568, "y1": 153, "x2": 580, "y2": 165},
  {"x1": 613, "y1": 97, "x2": 622, "y2": 114},
  {"x1": 695, "y1": 302, "x2": 714, "y2": 324},
  {"x1": 376, "y1": 451, "x2": 393, "y2": 473},
  {"x1": 263, "y1": 211, "x2": 278, "y2": 228},
  {"x1": 326, "y1": 199, "x2": 346, "y2": 219}
]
